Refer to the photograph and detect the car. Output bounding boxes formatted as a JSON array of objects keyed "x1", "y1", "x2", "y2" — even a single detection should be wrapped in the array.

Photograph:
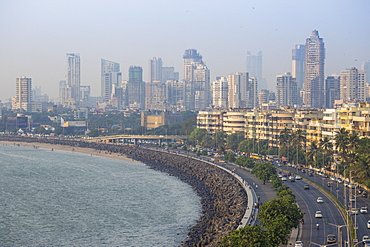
[
  {"x1": 304, "y1": 184, "x2": 310, "y2": 190},
  {"x1": 368, "y1": 220, "x2": 370, "y2": 229},
  {"x1": 363, "y1": 236, "x2": 370, "y2": 242},
  {"x1": 348, "y1": 183, "x2": 356, "y2": 188},
  {"x1": 295, "y1": 175, "x2": 302, "y2": 180},
  {"x1": 317, "y1": 197, "x2": 324, "y2": 203},
  {"x1": 337, "y1": 178, "x2": 343, "y2": 183},
  {"x1": 326, "y1": 234, "x2": 336, "y2": 244},
  {"x1": 330, "y1": 176, "x2": 336, "y2": 181},
  {"x1": 363, "y1": 192, "x2": 368, "y2": 198},
  {"x1": 361, "y1": 207, "x2": 368, "y2": 214},
  {"x1": 364, "y1": 240, "x2": 370, "y2": 247},
  {"x1": 350, "y1": 208, "x2": 358, "y2": 215},
  {"x1": 350, "y1": 196, "x2": 355, "y2": 202},
  {"x1": 295, "y1": 240, "x2": 303, "y2": 247},
  {"x1": 315, "y1": 210, "x2": 323, "y2": 218}
]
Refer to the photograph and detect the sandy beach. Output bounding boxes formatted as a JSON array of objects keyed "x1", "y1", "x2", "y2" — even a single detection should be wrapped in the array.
[{"x1": 0, "y1": 140, "x2": 138, "y2": 163}]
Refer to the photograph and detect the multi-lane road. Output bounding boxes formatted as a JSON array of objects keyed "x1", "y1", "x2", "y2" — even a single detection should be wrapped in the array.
[
  {"x1": 282, "y1": 164, "x2": 370, "y2": 246},
  {"x1": 284, "y1": 175, "x2": 347, "y2": 246}
]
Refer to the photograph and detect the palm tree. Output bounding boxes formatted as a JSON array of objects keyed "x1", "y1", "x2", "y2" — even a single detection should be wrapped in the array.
[
  {"x1": 293, "y1": 129, "x2": 306, "y2": 165},
  {"x1": 319, "y1": 136, "x2": 333, "y2": 169},
  {"x1": 307, "y1": 141, "x2": 320, "y2": 168},
  {"x1": 334, "y1": 128, "x2": 350, "y2": 173},
  {"x1": 350, "y1": 153, "x2": 370, "y2": 186}
]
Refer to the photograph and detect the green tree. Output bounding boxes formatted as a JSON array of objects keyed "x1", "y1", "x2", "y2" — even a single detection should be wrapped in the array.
[
  {"x1": 188, "y1": 128, "x2": 207, "y2": 145},
  {"x1": 252, "y1": 162, "x2": 276, "y2": 184},
  {"x1": 219, "y1": 225, "x2": 270, "y2": 247},
  {"x1": 235, "y1": 156, "x2": 255, "y2": 169},
  {"x1": 224, "y1": 151, "x2": 236, "y2": 162},
  {"x1": 259, "y1": 197, "x2": 303, "y2": 246},
  {"x1": 227, "y1": 132, "x2": 244, "y2": 150}
]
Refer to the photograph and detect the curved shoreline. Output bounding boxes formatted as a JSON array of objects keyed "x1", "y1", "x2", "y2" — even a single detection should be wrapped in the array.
[{"x1": 0, "y1": 136, "x2": 248, "y2": 246}]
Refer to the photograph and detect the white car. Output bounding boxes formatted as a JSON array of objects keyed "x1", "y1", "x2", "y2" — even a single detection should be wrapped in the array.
[
  {"x1": 295, "y1": 175, "x2": 302, "y2": 180},
  {"x1": 315, "y1": 210, "x2": 323, "y2": 218},
  {"x1": 317, "y1": 197, "x2": 324, "y2": 203},
  {"x1": 367, "y1": 220, "x2": 370, "y2": 229},
  {"x1": 295, "y1": 240, "x2": 303, "y2": 247},
  {"x1": 361, "y1": 207, "x2": 368, "y2": 214},
  {"x1": 350, "y1": 208, "x2": 358, "y2": 215}
]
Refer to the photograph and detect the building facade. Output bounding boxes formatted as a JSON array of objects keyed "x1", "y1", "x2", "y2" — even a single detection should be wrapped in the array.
[
  {"x1": 101, "y1": 59, "x2": 121, "y2": 102},
  {"x1": 13, "y1": 76, "x2": 32, "y2": 111},
  {"x1": 339, "y1": 67, "x2": 366, "y2": 103},
  {"x1": 276, "y1": 72, "x2": 298, "y2": 107},
  {"x1": 292, "y1": 44, "x2": 306, "y2": 92},
  {"x1": 303, "y1": 30, "x2": 325, "y2": 108},
  {"x1": 66, "y1": 53, "x2": 81, "y2": 105}
]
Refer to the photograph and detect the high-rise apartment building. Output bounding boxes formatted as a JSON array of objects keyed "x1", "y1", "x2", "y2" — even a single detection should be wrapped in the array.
[
  {"x1": 302, "y1": 30, "x2": 325, "y2": 108},
  {"x1": 182, "y1": 49, "x2": 210, "y2": 111},
  {"x1": 340, "y1": 67, "x2": 366, "y2": 103},
  {"x1": 13, "y1": 76, "x2": 32, "y2": 110},
  {"x1": 211, "y1": 77, "x2": 228, "y2": 109},
  {"x1": 66, "y1": 53, "x2": 81, "y2": 105},
  {"x1": 246, "y1": 51, "x2": 266, "y2": 90},
  {"x1": 362, "y1": 60, "x2": 370, "y2": 84},
  {"x1": 249, "y1": 77, "x2": 258, "y2": 108},
  {"x1": 227, "y1": 72, "x2": 249, "y2": 109},
  {"x1": 183, "y1": 49, "x2": 202, "y2": 81},
  {"x1": 276, "y1": 72, "x2": 298, "y2": 107},
  {"x1": 126, "y1": 66, "x2": 145, "y2": 109},
  {"x1": 292, "y1": 44, "x2": 306, "y2": 91},
  {"x1": 148, "y1": 57, "x2": 162, "y2": 83},
  {"x1": 145, "y1": 81, "x2": 167, "y2": 110},
  {"x1": 101, "y1": 59, "x2": 121, "y2": 102},
  {"x1": 324, "y1": 75, "x2": 340, "y2": 108}
]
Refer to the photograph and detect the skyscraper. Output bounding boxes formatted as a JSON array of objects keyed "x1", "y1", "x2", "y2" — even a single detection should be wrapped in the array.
[
  {"x1": 66, "y1": 53, "x2": 81, "y2": 105},
  {"x1": 276, "y1": 72, "x2": 298, "y2": 107},
  {"x1": 162, "y1": 67, "x2": 179, "y2": 82},
  {"x1": 361, "y1": 60, "x2": 370, "y2": 84},
  {"x1": 246, "y1": 51, "x2": 266, "y2": 90},
  {"x1": 324, "y1": 75, "x2": 340, "y2": 108},
  {"x1": 13, "y1": 76, "x2": 32, "y2": 110},
  {"x1": 182, "y1": 49, "x2": 210, "y2": 111},
  {"x1": 340, "y1": 67, "x2": 366, "y2": 103},
  {"x1": 148, "y1": 57, "x2": 162, "y2": 83},
  {"x1": 292, "y1": 44, "x2": 306, "y2": 91},
  {"x1": 183, "y1": 49, "x2": 202, "y2": 81},
  {"x1": 227, "y1": 72, "x2": 249, "y2": 109},
  {"x1": 101, "y1": 59, "x2": 121, "y2": 102},
  {"x1": 302, "y1": 30, "x2": 325, "y2": 108},
  {"x1": 126, "y1": 66, "x2": 145, "y2": 109}
]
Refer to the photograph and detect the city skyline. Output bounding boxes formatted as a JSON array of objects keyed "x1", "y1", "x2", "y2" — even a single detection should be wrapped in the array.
[{"x1": 1, "y1": 0, "x2": 369, "y2": 102}]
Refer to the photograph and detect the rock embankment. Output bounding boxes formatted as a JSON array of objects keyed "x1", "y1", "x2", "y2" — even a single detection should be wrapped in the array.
[{"x1": 0, "y1": 136, "x2": 247, "y2": 246}]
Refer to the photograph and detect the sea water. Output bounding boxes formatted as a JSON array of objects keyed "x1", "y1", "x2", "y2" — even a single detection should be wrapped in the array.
[{"x1": 0, "y1": 144, "x2": 201, "y2": 246}]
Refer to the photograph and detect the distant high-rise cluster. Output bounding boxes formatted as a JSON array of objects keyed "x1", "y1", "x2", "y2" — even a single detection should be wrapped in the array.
[{"x1": 13, "y1": 30, "x2": 368, "y2": 114}]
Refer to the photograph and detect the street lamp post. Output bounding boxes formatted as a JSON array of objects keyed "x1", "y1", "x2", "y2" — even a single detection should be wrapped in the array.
[{"x1": 325, "y1": 222, "x2": 348, "y2": 247}]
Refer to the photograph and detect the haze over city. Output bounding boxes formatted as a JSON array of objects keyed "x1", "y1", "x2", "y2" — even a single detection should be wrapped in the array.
[{"x1": 1, "y1": 0, "x2": 369, "y2": 102}]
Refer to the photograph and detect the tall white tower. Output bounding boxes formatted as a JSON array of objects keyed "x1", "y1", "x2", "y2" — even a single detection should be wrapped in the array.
[{"x1": 67, "y1": 53, "x2": 81, "y2": 105}]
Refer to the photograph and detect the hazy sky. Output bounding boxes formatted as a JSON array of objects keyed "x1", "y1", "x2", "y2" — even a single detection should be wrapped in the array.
[{"x1": 1, "y1": 0, "x2": 369, "y2": 102}]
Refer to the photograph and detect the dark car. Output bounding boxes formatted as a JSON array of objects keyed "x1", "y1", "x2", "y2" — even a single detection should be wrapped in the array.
[
  {"x1": 304, "y1": 184, "x2": 310, "y2": 190},
  {"x1": 363, "y1": 192, "x2": 368, "y2": 198},
  {"x1": 327, "y1": 234, "x2": 336, "y2": 244}
]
